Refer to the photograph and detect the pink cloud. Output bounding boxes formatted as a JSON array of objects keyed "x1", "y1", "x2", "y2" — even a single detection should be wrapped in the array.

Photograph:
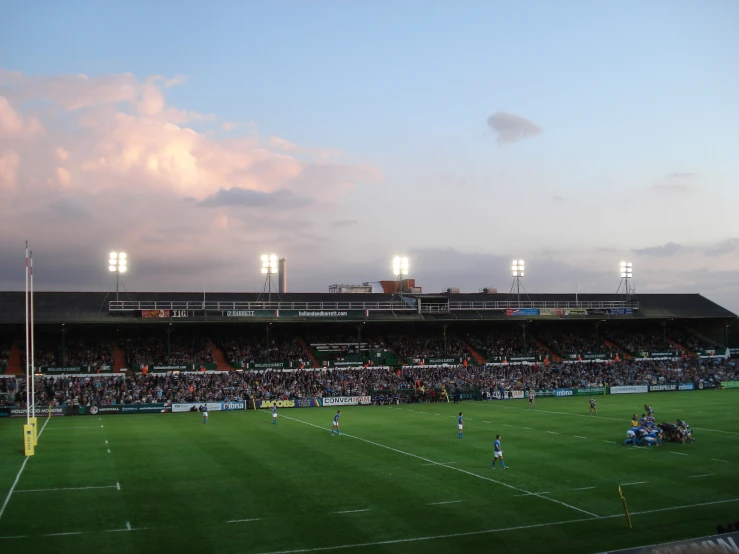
[{"x1": 0, "y1": 68, "x2": 381, "y2": 290}]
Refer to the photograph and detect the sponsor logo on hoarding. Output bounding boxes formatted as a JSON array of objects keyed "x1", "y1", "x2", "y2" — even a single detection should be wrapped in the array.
[
  {"x1": 89, "y1": 406, "x2": 99, "y2": 415},
  {"x1": 142, "y1": 310, "x2": 170, "y2": 318},
  {"x1": 227, "y1": 310, "x2": 256, "y2": 317},
  {"x1": 222, "y1": 401, "x2": 245, "y2": 411},
  {"x1": 555, "y1": 389, "x2": 573, "y2": 397},
  {"x1": 678, "y1": 383, "x2": 695, "y2": 391},
  {"x1": 120, "y1": 404, "x2": 171, "y2": 413},
  {"x1": 294, "y1": 398, "x2": 321, "y2": 408},
  {"x1": 97, "y1": 406, "x2": 122, "y2": 414},
  {"x1": 11, "y1": 406, "x2": 66, "y2": 417},
  {"x1": 509, "y1": 391, "x2": 525, "y2": 399},
  {"x1": 721, "y1": 380, "x2": 739, "y2": 389},
  {"x1": 608, "y1": 308, "x2": 633, "y2": 315},
  {"x1": 610, "y1": 386, "x2": 649, "y2": 395},
  {"x1": 649, "y1": 384, "x2": 678, "y2": 392},
  {"x1": 321, "y1": 396, "x2": 372, "y2": 406},
  {"x1": 259, "y1": 399, "x2": 296, "y2": 409},
  {"x1": 506, "y1": 308, "x2": 539, "y2": 316}
]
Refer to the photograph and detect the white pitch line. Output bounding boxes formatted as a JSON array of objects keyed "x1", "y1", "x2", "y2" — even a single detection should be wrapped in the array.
[
  {"x1": 227, "y1": 518, "x2": 262, "y2": 523},
  {"x1": 105, "y1": 440, "x2": 108, "y2": 444},
  {"x1": 0, "y1": 416, "x2": 51, "y2": 522},
  {"x1": 688, "y1": 474, "x2": 714, "y2": 479},
  {"x1": 44, "y1": 532, "x2": 82, "y2": 537},
  {"x1": 46, "y1": 426, "x2": 103, "y2": 430},
  {"x1": 490, "y1": 404, "x2": 626, "y2": 423},
  {"x1": 0, "y1": 536, "x2": 27, "y2": 540},
  {"x1": 573, "y1": 436, "x2": 587, "y2": 439},
  {"x1": 603, "y1": 440, "x2": 616, "y2": 444},
  {"x1": 278, "y1": 413, "x2": 599, "y2": 518},
  {"x1": 693, "y1": 427, "x2": 739, "y2": 435},
  {"x1": 423, "y1": 462, "x2": 456, "y2": 466},
  {"x1": 522, "y1": 427, "x2": 534, "y2": 430},
  {"x1": 16, "y1": 485, "x2": 118, "y2": 493},
  {"x1": 126, "y1": 522, "x2": 132, "y2": 531},
  {"x1": 332, "y1": 509, "x2": 371, "y2": 514},
  {"x1": 116, "y1": 482, "x2": 121, "y2": 491},
  {"x1": 620, "y1": 481, "x2": 648, "y2": 486},
  {"x1": 428, "y1": 500, "x2": 462, "y2": 505},
  {"x1": 107, "y1": 449, "x2": 111, "y2": 454},
  {"x1": 670, "y1": 452, "x2": 688, "y2": 456},
  {"x1": 252, "y1": 498, "x2": 739, "y2": 554},
  {"x1": 547, "y1": 431, "x2": 559, "y2": 435},
  {"x1": 515, "y1": 487, "x2": 596, "y2": 497},
  {"x1": 712, "y1": 459, "x2": 730, "y2": 463}
]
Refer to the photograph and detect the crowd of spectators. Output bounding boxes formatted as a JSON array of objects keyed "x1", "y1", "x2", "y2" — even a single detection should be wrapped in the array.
[
  {"x1": 6, "y1": 357, "x2": 737, "y2": 407},
  {"x1": 122, "y1": 336, "x2": 213, "y2": 367},
  {"x1": 534, "y1": 330, "x2": 618, "y2": 358},
  {"x1": 218, "y1": 335, "x2": 307, "y2": 366},
  {"x1": 667, "y1": 329, "x2": 715, "y2": 353},
  {"x1": 21, "y1": 339, "x2": 113, "y2": 368},
  {"x1": 388, "y1": 333, "x2": 468, "y2": 361},
  {"x1": 605, "y1": 331, "x2": 669, "y2": 354},
  {"x1": 466, "y1": 330, "x2": 547, "y2": 359}
]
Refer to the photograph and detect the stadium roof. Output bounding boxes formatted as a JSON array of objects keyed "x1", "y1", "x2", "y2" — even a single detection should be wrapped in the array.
[{"x1": 0, "y1": 291, "x2": 734, "y2": 324}]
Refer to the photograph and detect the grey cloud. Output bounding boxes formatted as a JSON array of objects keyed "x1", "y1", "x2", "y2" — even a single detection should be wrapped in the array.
[
  {"x1": 653, "y1": 183, "x2": 691, "y2": 193},
  {"x1": 552, "y1": 195, "x2": 564, "y2": 202},
  {"x1": 332, "y1": 219, "x2": 359, "y2": 227},
  {"x1": 486, "y1": 112, "x2": 542, "y2": 145},
  {"x1": 48, "y1": 197, "x2": 93, "y2": 220},
  {"x1": 667, "y1": 172, "x2": 697, "y2": 179},
  {"x1": 632, "y1": 242, "x2": 688, "y2": 257},
  {"x1": 197, "y1": 187, "x2": 314, "y2": 210},
  {"x1": 705, "y1": 238, "x2": 739, "y2": 257}
]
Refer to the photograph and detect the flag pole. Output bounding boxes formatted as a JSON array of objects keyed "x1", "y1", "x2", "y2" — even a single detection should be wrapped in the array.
[
  {"x1": 25, "y1": 242, "x2": 30, "y2": 424},
  {"x1": 30, "y1": 251, "x2": 36, "y2": 420}
]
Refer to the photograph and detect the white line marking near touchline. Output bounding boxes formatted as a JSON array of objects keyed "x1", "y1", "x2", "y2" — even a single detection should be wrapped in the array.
[
  {"x1": 620, "y1": 482, "x2": 648, "y2": 486},
  {"x1": 16, "y1": 485, "x2": 119, "y2": 493},
  {"x1": 126, "y1": 522, "x2": 132, "y2": 531},
  {"x1": 423, "y1": 462, "x2": 456, "y2": 466},
  {"x1": 712, "y1": 459, "x2": 730, "y2": 463},
  {"x1": 573, "y1": 436, "x2": 587, "y2": 439},
  {"x1": 0, "y1": 416, "x2": 51, "y2": 522},
  {"x1": 0, "y1": 536, "x2": 27, "y2": 540},
  {"x1": 107, "y1": 449, "x2": 111, "y2": 454},
  {"x1": 688, "y1": 474, "x2": 713, "y2": 479},
  {"x1": 428, "y1": 500, "x2": 462, "y2": 505},
  {"x1": 333, "y1": 509, "x2": 371, "y2": 514},
  {"x1": 44, "y1": 532, "x2": 82, "y2": 537},
  {"x1": 116, "y1": 482, "x2": 121, "y2": 491},
  {"x1": 227, "y1": 518, "x2": 262, "y2": 523},
  {"x1": 670, "y1": 452, "x2": 688, "y2": 456},
  {"x1": 515, "y1": 487, "x2": 596, "y2": 497},
  {"x1": 277, "y1": 413, "x2": 599, "y2": 518}
]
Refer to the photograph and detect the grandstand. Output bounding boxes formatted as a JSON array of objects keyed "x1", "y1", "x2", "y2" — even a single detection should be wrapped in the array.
[{"x1": 0, "y1": 291, "x2": 735, "y2": 375}]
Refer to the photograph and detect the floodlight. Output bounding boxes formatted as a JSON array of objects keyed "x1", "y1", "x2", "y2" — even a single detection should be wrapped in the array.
[
  {"x1": 512, "y1": 259, "x2": 525, "y2": 277},
  {"x1": 620, "y1": 261, "x2": 633, "y2": 279},
  {"x1": 110, "y1": 252, "x2": 117, "y2": 259},
  {"x1": 261, "y1": 254, "x2": 278, "y2": 275},
  {"x1": 109, "y1": 265, "x2": 116, "y2": 272},
  {"x1": 392, "y1": 256, "x2": 409, "y2": 276},
  {"x1": 119, "y1": 253, "x2": 126, "y2": 260}
]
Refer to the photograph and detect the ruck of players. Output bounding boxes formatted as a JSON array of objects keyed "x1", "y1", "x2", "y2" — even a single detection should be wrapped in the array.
[{"x1": 623, "y1": 405, "x2": 694, "y2": 447}]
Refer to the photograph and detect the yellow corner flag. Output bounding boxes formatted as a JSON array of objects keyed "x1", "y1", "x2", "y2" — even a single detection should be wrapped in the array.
[
  {"x1": 23, "y1": 425, "x2": 35, "y2": 457},
  {"x1": 618, "y1": 486, "x2": 632, "y2": 529}
]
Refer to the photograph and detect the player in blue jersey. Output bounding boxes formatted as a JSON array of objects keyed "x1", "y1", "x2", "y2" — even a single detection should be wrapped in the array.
[
  {"x1": 331, "y1": 410, "x2": 341, "y2": 436},
  {"x1": 457, "y1": 412, "x2": 464, "y2": 439},
  {"x1": 202, "y1": 405, "x2": 208, "y2": 424},
  {"x1": 492, "y1": 435, "x2": 507, "y2": 469},
  {"x1": 272, "y1": 405, "x2": 277, "y2": 424}
]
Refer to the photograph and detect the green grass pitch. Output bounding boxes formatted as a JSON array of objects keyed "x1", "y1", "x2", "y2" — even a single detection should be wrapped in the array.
[{"x1": 1, "y1": 391, "x2": 738, "y2": 554}]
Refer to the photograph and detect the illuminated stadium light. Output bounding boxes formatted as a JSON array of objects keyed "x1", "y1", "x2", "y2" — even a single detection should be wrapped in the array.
[
  {"x1": 261, "y1": 254, "x2": 278, "y2": 275},
  {"x1": 260, "y1": 254, "x2": 279, "y2": 304},
  {"x1": 620, "y1": 261, "x2": 633, "y2": 279},
  {"x1": 392, "y1": 256, "x2": 409, "y2": 277},
  {"x1": 108, "y1": 251, "x2": 127, "y2": 302},
  {"x1": 512, "y1": 259, "x2": 525, "y2": 278}
]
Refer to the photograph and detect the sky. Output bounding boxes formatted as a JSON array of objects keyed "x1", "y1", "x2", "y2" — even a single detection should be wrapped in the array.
[{"x1": 1, "y1": 1, "x2": 738, "y2": 313}]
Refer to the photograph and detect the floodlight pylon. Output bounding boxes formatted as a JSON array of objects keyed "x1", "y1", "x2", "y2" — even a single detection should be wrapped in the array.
[
  {"x1": 617, "y1": 261, "x2": 633, "y2": 300},
  {"x1": 108, "y1": 251, "x2": 127, "y2": 302}
]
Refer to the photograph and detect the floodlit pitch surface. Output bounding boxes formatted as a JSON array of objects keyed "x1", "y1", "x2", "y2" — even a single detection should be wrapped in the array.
[{"x1": 1, "y1": 391, "x2": 738, "y2": 554}]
